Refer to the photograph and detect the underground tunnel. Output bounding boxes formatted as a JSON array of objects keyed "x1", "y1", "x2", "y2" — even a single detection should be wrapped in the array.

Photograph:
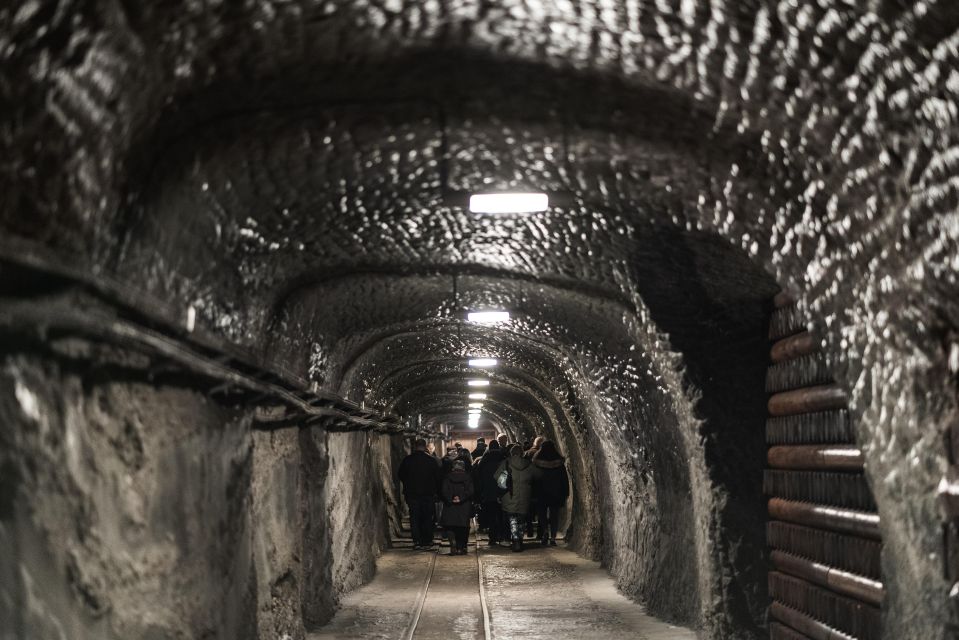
[{"x1": 2, "y1": 2, "x2": 959, "y2": 639}]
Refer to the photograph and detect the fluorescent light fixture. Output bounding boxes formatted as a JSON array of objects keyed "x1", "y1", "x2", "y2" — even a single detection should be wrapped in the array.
[
  {"x1": 467, "y1": 379, "x2": 490, "y2": 387},
  {"x1": 468, "y1": 358, "x2": 498, "y2": 367},
  {"x1": 468, "y1": 409, "x2": 482, "y2": 415},
  {"x1": 468, "y1": 393, "x2": 487, "y2": 400},
  {"x1": 468, "y1": 402, "x2": 484, "y2": 409},
  {"x1": 469, "y1": 192, "x2": 549, "y2": 214},
  {"x1": 467, "y1": 310, "x2": 510, "y2": 324}
]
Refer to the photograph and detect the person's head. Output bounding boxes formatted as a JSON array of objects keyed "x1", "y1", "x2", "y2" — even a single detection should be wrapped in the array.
[
  {"x1": 476, "y1": 437, "x2": 485, "y2": 445},
  {"x1": 413, "y1": 438, "x2": 427, "y2": 451},
  {"x1": 497, "y1": 434, "x2": 509, "y2": 448},
  {"x1": 452, "y1": 460, "x2": 466, "y2": 472},
  {"x1": 488, "y1": 440, "x2": 500, "y2": 451},
  {"x1": 535, "y1": 440, "x2": 562, "y2": 460},
  {"x1": 532, "y1": 436, "x2": 546, "y2": 449},
  {"x1": 522, "y1": 440, "x2": 532, "y2": 451},
  {"x1": 455, "y1": 442, "x2": 462, "y2": 449},
  {"x1": 508, "y1": 444, "x2": 523, "y2": 458}
]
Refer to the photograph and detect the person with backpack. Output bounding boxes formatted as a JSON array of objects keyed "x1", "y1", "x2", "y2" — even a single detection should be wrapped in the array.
[
  {"x1": 474, "y1": 439, "x2": 506, "y2": 545},
  {"x1": 494, "y1": 444, "x2": 542, "y2": 552},
  {"x1": 532, "y1": 440, "x2": 570, "y2": 546}
]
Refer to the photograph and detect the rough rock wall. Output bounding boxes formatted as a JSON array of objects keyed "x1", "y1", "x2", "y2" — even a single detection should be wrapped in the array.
[
  {"x1": 0, "y1": 348, "x2": 393, "y2": 639},
  {"x1": 0, "y1": 353, "x2": 257, "y2": 640},
  {"x1": 252, "y1": 428, "x2": 305, "y2": 640},
  {"x1": 298, "y1": 427, "x2": 390, "y2": 629}
]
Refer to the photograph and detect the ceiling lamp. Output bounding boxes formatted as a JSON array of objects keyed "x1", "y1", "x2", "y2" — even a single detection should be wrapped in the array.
[
  {"x1": 468, "y1": 192, "x2": 549, "y2": 214},
  {"x1": 468, "y1": 393, "x2": 487, "y2": 400},
  {"x1": 467, "y1": 379, "x2": 490, "y2": 387},
  {"x1": 468, "y1": 358, "x2": 498, "y2": 367},
  {"x1": 467, "y1": 310, "x2": 510, "y2": 324},
  {"x1": 468, "y1": 402, "x2": 484, "y2": 408}
]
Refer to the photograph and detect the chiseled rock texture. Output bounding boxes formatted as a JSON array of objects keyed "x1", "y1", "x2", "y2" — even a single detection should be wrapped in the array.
[
  {"x1": 0, "y1": 350, "x2": 390, "y2": 639},
  {"x1": 2, "y1": 2, "x2": 959, "y2": 639}
]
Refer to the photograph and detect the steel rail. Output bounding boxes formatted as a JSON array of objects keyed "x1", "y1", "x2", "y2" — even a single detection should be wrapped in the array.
[{"x1": 402, "y1": 551, "x2": 438, "y2": 640}]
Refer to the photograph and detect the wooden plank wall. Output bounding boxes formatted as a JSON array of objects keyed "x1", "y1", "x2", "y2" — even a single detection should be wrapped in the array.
[{"x1": 765, "y1": 293, "x2": 884, "y2": 640}]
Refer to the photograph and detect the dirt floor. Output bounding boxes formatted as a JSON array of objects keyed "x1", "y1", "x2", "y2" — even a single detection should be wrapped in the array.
[{"x1": 310, "y1": 532, "x2": 696, "y2": 640}]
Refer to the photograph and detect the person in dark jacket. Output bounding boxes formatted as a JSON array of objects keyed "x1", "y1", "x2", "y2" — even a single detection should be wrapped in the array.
[
  {"x1": 523, "y1": 436, "x2": 546, "y2": 536},
  {"x1": 474, "y1": 440, "x2": 506, "y2": 545},
  {"x1": 532, "y1": 440, "x2": 570, "y2": 546},
  {"x1": 440, "y1": 460, "x2": 474, "y2": 555},
  {"x1": 398, "y1": 438, "x2": 441, "y2": 550},
  {"x1": 471, "y1": 437, "x2": 487, "y2": 459}
]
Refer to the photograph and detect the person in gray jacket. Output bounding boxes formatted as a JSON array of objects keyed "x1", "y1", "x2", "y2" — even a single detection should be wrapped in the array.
[{"x1": 495, "y1": 444, "x2": 542, "y2": 552}]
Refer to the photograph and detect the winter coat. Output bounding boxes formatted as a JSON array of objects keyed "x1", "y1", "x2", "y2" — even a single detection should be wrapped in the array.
[
  {"x1": 471, "y1": 442, "x2": 487, "y2": 459},
  {"x1": 533, "y1": 457, "x2": 570, "y2": 507},
  {"x1": 440, "y1": 470, "x2": 474, "y2": 527},
  {"x1": 474, "y1": 447, "x2": 506, "y2": 503},
  {"x1": 495, "y1": 455, "x2": 542, "y2": 514},
  {"x1": 398, "y1": 450, "x2": 441, "y2": 499}
]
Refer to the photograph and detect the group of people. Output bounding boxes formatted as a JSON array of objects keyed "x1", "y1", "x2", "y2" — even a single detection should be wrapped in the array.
[{"x1": 398, "y1": 434, "x2": 570, "y2": 554}]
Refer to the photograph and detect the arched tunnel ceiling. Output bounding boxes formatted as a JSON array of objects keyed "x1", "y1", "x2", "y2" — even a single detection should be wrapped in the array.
[{"x1": 4, "y1": 3, "x2": 959, "y2": 638}]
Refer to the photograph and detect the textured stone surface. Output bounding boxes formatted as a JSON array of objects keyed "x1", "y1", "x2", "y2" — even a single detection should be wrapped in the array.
[
  {"x1": 0, "y1": 349, "x2": 390, "y2": 639},
  {"x1": 3, "y1": 1, "x2": 959, "y2": 638},
  {"x1": 0, "y1": 353, "x2": 257, "y2": 639}
]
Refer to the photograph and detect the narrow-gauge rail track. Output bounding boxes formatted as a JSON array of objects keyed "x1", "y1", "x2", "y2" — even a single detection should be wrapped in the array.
[{"x1": 403, "y1": 530, "x2": 492, "y2": 640}]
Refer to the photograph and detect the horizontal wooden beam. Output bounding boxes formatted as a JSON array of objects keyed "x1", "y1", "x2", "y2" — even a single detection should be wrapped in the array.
[
  {"x1": 771, "y1": 550, "x2": 884, "y2": 607},
  {"x1": 769, "y1": 385, "x2": 847, "y2": 417},
  {"x1": 771, "y1": 331, "x2": 819, "y2": 364},
  {"x1": 768, "y1": 498, "x2": 881, "y2": 540},
  {"x1": 768, "y1": 445, "x2": 864, "y2": 471},
  {"x1": 769, "y1": 602, "x2": 857, "y2": 640}
]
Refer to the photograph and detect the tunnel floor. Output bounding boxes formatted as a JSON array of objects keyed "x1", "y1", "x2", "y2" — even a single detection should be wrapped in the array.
[{"x1": 309, "y1": 533, "x2": 696, "y2": 640}]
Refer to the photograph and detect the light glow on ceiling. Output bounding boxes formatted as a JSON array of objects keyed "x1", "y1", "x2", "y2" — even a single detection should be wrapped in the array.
[
  {"x1": 468, "y1": 393, "x2": 487, "y2": 400},
  {"x1": 467, "y1": 379, "x2": 490, "y2": 387},
  {"x1": 468, "y1": 402, "x2": 484, "y2": 408},
  {"x1": 467, "y1": 310, "x2": 510, "y2": 324},
  {"x1": 469, "y1": 192, "x2": 549, "y2": 214},
  {"x1": 468, "y1": 358, "x2": 498, "y2": 367}
]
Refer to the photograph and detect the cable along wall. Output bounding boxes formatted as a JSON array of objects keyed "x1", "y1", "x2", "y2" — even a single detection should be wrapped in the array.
[{"x1": 764, "y1": 293, "x2": 884, "y2": 640}]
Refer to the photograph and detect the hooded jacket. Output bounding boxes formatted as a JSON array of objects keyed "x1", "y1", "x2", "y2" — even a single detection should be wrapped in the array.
[
  {"x1": 440, "y1": 470, "x2": 474, "y2": 527},
  {"x1": 532, "y1": 455, "x2": 570, "y2": 507},
  {"x1": 495, "y1": 454, "x2": 542, "y2": 514}
]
